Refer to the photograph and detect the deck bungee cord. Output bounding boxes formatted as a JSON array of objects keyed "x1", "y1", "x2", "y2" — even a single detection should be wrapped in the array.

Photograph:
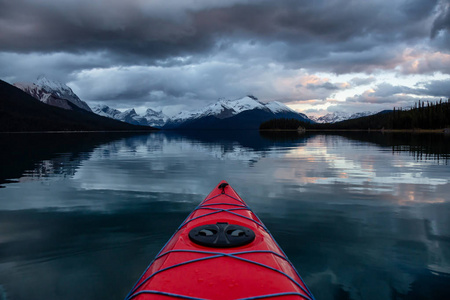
[{"x1": 125, "y1": 181, "x2": 315, "y2": 300}]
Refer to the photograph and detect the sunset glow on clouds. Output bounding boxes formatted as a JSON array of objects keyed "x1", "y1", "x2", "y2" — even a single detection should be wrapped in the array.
[{"x1": 1, "y1": 0, "x2": 449, "y2": 116}]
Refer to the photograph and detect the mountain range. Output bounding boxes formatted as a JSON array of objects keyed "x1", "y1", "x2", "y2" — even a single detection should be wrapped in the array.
[
  {"x1": 163, "y1": 96, "x2": 313, "y2": 130},
  {"x1": 12, "y1": 76, "x2": 166, "y2": 129},
  {"x1": 6, "y1": 76, "x2": 386, "y2": 131},
  {"x1": 92, "y1": 105, "x2": 168, "y2": 128},
  {"x1": 0, "y1": 79, "x2": 155, "y2": 132},
  {"x1": 310, "y1": 111, "x2": 375, "y2": 123},
  {"x1": 92, "y1": 95, "x2": 313, "y2": 130}
]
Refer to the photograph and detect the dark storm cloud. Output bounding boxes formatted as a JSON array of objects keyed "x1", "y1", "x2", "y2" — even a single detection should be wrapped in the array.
[
  {"x1": 0, "y1": 0, "x2": 443, "y2": 68},
  {"x1": 0, "y1": 52, "x2": 113, "y2": 83},
  {"x1": 343, "y1": 81, "x2": 447, "y2": 112},
  {"x1": 1, "y1": 0, "x2": 449, "y2": 114},
  {"x1": 304, "y1": 82, "x2": 341, "y2": 91},
  {"x1": 370, "y1": 83, "x2": 414, "y2": 98},
  {"x1": 416, "y1": 79, "x2": 450, "y2": 97},
  {"x1": 430, "y1": 0, "x2": 450, "y2": 50},
  {"x1": 350, "y1": 77, "x2": 377, "y2": 86},
  {"x1": 68, "y1": 62, "x2": 270, "y2": 109},
  {"x1": 0, "y1": 0, "x2": 216, "y2": 65},
  {"x1": 431, "y1": 0, "x2": 450, "y2": 38},
  {"x1": 402, "y1": 0, "x2": 440, "y2": 19},
  {"x1": 336, "y1": 84, "x2": 422, "y2": 114},
  {"x1": 367, "y1": 79, "x2": 450, "y2": 99}
]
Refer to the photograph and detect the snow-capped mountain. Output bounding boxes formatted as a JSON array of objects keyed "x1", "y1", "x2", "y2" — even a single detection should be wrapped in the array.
[
  {"x1": 143, "y1": 108, "x2": 170, "y2": 128},
  {"x1": 164, "y1": 96, "x2": 312, "y2": 130},
  {"x1": 169, "y1": 96, "x2": 263, "y2": 123},
  {"x1": 117, "y1": 108, "x2": 148, "y2": 126},
  {"x1": 92, "y1": 104, "x2": 168, "y2": 128},
  {"x1": 311, "y1": 111, "x2": 374, "y2": 123},
  {"x1": 265, "y1": 101, "x2": 298, "y2": 114},
  {"x1": 14, "y1": 76, "x2": 92, "y2": 112},
  {"x1": 1, "y1": 79, "x2": 155, "y2": 132},
  {"x1": 93, "y1": 96, "x2": 311, "y2": 130},
  {"x1": 170, "y1": 96, "x2": 304, "y2": 122},
  {"x1": 92, "y1": 104, "x2": 123, "y2": 119}
]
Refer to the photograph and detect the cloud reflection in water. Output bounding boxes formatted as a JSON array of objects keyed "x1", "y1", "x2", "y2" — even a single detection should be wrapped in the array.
[{"x1": 0, "y1": 131, "x2": 449, "y2": 300}]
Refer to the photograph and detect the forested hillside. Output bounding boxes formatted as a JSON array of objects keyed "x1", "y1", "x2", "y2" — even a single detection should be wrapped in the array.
[
  {"x1": 260, "y1": 99, "x2": 450, "y2": 130},
  {"x1": 391, "y1": 99, "x2": 450, "y2": 129}
]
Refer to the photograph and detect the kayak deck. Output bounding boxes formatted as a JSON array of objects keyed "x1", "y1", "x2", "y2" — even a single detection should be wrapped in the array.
[{"x1": 125, "y1": 181, "x2": 314, "y2": 300}]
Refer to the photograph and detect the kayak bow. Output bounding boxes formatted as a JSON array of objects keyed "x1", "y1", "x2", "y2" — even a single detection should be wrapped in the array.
[{"x1": 125, "y1": 181, "x2": 314, "y2": 300}]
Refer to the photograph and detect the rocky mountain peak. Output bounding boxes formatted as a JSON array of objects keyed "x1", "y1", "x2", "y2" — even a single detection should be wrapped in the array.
[{"x1": 14, "y1": 76, "x2": 92, "y2": 112}]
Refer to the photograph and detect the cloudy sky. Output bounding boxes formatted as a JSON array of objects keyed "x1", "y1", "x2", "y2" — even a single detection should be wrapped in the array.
[{"x1": 1, "y1": 0, "x2": 450, "y2": 117}]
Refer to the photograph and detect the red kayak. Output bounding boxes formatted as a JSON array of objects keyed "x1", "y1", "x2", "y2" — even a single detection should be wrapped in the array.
[{"x1": 125, "y1": 181, "x2": 314, "y2": 300}]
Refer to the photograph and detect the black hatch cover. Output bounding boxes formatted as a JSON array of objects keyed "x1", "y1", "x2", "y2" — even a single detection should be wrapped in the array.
[{"x1": 189, "y1": 222, "x2": 255, "y2": 248}]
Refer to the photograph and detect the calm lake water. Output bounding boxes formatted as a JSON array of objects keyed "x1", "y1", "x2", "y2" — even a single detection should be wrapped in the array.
[{"x1": 1, "y1": 131, "x2": 450, "y2": 300}]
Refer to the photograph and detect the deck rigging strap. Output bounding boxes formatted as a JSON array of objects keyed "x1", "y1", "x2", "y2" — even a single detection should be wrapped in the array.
[{"x1": 125, "y1": 190, "x2": 315, "y2": 300}]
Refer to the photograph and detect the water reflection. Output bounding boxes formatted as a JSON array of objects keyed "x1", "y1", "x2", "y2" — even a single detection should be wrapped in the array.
[
  {"x1": 0, "y1": 200, "x2": 191, "y2": 300},
  {"x1": 0, "y1": 132, "x2": 153, "y2": 187},
  {"x1": 333, "y1": 132, "x2": 450, "y2": 164},
  {"x1": 0, "y1": 131, "x2": 449, "y2": 300}
]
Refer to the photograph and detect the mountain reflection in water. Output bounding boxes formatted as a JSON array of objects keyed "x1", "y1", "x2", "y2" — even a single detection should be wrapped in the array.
[{"x1": 0, "y1": 131, "x2": 449, "y2": 300}]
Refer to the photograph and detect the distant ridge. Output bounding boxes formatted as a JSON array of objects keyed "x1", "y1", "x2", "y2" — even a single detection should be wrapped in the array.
[
  {"x1": 0, "y1": 80, "x2": 157, "y2": 132},
  {"x1": 311, "y1": 111, "x2": 374, "y2": 123},
  {"x1": 273, "y1": 99, "x2": 450, "y2": 130},
  {"x1": 91, "y1": 96, "x2": 313, "y2": 130},
  {"x1": 92, "y1": 104, "x2": 169, "y2": 128},
  {"x1": 163, "y1": 96, "x2": 313, "y2": 130}
]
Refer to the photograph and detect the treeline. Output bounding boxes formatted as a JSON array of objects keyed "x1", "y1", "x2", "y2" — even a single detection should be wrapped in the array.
[
  {"x1": 259, "y1": 118, "x2": 310, "y2": 130},
  {"x1": 260, "y1": 99, "x2": 450, "y2": 130},
  {"x1": 391, "y1": 99, "x2": 450, "y2": 129}
]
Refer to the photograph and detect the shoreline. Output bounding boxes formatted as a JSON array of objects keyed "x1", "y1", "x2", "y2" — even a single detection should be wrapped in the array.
[
  {"x1": 1, "y1": 128, "x2": 448, "y2": 134},
  {"x1": 260, "y1": 128, "x2": 448, "y2": 133},
  {"x1": 0, "y1": 129, "x2": 158, "y2": 134}
]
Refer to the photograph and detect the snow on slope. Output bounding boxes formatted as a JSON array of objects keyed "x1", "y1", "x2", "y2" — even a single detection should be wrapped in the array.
[
  {"x1": 311, "y1": 111, "x2": 374, "y2": 123},
  {"x1": 94, "y1": 96, "x2": 308, "y2": 128},
  {"x1": 219, "y1": 96, "x2": 266, "y2": 114},
  {"x1": 170, "y1": 96, "x2": 295, "y2": 122},
  {"x1": 92, "y1": 105, "x2": 147, "y2": 126},
  {"x1": 265, "y1": 101, "x2": 310, "y2": 119},
  {"x1": 92, "y1": 104, "x2": 168, "y2": 127},
  {"x1": 143, "y1": 108, "x2": 169, "y2": 127},
  {"x1": 92, "y1": 104, "x2": 122, "y2": 119},
  {"x1": 118, "y1": 109, "x2": 149, "y2": 126},
  {"x1": 14, "y1": 76, "x2": 92, "y2": 112}
]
